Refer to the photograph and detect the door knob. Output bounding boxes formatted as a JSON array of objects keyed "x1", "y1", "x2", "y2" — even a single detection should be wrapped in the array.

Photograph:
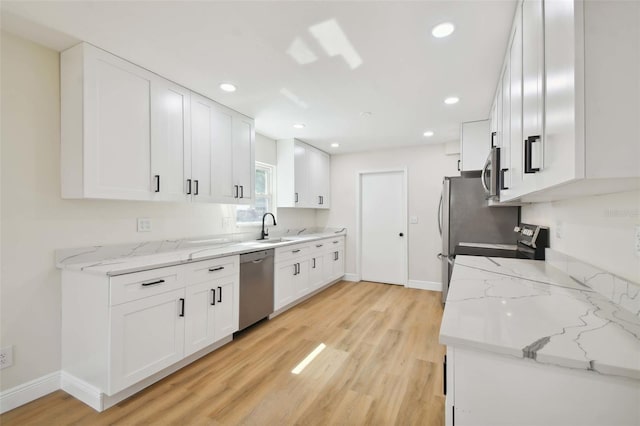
[{"x1": 399, "y1": 233, "x2": 404, "y2": 237}]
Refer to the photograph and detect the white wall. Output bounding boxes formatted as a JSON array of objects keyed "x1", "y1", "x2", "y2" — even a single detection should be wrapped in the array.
[
  {"x1": 522, "y1": 191, "x2": 640, "y2": 283},
  {"x1": 0, "y1": 32, "x2": 316, "y2": 391},
  {"x1": 317, "y1": 144, "x2": 459, "y2": 285}
]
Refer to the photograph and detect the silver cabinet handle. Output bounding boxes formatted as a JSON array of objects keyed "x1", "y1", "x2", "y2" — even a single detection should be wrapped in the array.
[{"x1": 208, "y1": 266, "x2": 224, "y2": 272}]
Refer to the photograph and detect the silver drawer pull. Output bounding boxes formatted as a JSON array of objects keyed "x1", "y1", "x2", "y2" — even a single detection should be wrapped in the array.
[
  {"x1": 292, "y1": 249, "x2": 301, "y2": 253},
  {"x1": 208, "y1": 266, "x2": 224, "y2": 272},
  {"x1": 316, "y1": 244, "x2": 324, "y2": 248},
  {"x1": 141, "y1": 279, "x2": 165, "y2": 287},
  {"x1": 333, "y1": 241, "x2": 339, "y2": 244}
]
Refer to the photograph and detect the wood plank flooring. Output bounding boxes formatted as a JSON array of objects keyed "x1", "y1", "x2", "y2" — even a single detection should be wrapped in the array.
[{"x1": 1, "y1": 281, "x2": 446, "y2": 425}]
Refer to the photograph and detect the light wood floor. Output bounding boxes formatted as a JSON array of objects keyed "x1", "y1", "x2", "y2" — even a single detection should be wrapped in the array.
[{"x1": 1, "y1": 281, "x2": 446, "y2": 425}]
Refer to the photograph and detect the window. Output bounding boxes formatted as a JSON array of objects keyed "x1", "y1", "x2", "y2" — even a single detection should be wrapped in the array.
[{"x1": 236, "y1": 162, "x2": 275, "y2": 225}]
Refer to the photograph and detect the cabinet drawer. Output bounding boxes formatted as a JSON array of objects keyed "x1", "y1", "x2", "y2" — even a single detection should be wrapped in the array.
[
  {"x1": 275, "y1": 243, "x2": 310, "y2": 263},
  {"x1": 185, "y1": 256, "x2": 238, "y2": 285},
  {"x1": 110, "y1": 267, "x2": 183, "y2": 306},
  {"x1": 323, "y1": 237, "x2": 345, "y2": 251}
]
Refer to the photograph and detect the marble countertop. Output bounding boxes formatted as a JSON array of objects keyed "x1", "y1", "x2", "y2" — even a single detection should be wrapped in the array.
[
  {"x1": 440, "y1": 255, "x2": 640, "y2": 380},
  {"x1": 56, "y1": 230, "x2": 346, "y2": 276}
]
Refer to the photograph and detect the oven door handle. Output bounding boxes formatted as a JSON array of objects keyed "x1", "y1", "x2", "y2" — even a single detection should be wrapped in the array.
[{"x1": 481, "y1": 154, "x2": 491, "y2": 194}]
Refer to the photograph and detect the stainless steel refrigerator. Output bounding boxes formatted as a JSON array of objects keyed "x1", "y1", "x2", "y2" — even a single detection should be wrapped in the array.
[{"x1": 438, "y1": 172, "x2": 520, "y2": 303}]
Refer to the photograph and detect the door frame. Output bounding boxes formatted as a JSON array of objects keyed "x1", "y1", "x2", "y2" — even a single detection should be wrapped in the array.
[{"x1": 356, "y1": 168, "x2": 408, "y2": 286}]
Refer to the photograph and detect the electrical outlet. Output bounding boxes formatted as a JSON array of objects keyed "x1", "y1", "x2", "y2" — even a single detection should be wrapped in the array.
[
  {"x1": 137, "y1": 217, "x2": 152, "y2": 232},
  {"x1": 635, "y1": 225, "x2": 640, "y2": 258},
  {"x1": 0, "y1": 346, "x2": 13, "y2": 369},
  {"x1": 223, "y1": 217, "x2": 232, "y2": 228},
  {"x1": 556, "y1": 221, "x2": 563, "y2": 239}
]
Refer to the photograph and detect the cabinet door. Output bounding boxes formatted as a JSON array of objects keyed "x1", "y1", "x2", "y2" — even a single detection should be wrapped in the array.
[
  {"x1": 233, "y1": 114, "x2": 255, "y2": 204},
  {"x1": 500, "y1": 65, "x2": 513, "y2": 198},
  {"x1": 309, "y1": 253, "x2": 326, "y2": 290},
  {"x1": 84, "y1": 48, "x2": 154, "y2": 200},
  {"x1": 293, "y1": 142, "x2": 309, "y2": 207},
  {"x1": 150, "y1": 79, "x2": 191, "y2": 202},
  {"x1": 274, "y1": 262, "x2": 296, "y2": 311},
  {"x1": 332, "y1": 247, "x2": 345, "y2": 281},
  {"x1": 213, "y1": 277, "x2": 238, "y2": 340},
  {"x1": 307, "y1": 147, "x2": 324, "y2": 208},
  {"x1": 541, "y1": 0, "x2": 581, "y2": 187},
  {"x1": 521, "y1": 0, "x2": 545, "y2": 191},
  {"x1": 191, "y1": 94, "x2": 215, "y2": 202},
  {"x1": 319, "y1": 152, "x2": 331, "y2": 208},
  {"x1": 109, "y1": 289, "x2": 185, "y2": 394},
  {"x1": 460, "y1": 121, "x2": 491, "y2": 171},
  {"x1": 293, "y1": 259, "x2": 311, "y2": 299},
  {"x1": 183, "y1": 281, "x2": 216, "y2": 357},
  {"x1": 508, "y1": 4, "x2": 524, "y2": 197},
  {"x1": 211, "y1": 105, "x2": 235, "y2": 203}
]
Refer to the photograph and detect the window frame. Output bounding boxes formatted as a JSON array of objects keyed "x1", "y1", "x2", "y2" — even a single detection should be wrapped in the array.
[{"x1": 236, "y1": 161, "x2": 276, "y2": 227}]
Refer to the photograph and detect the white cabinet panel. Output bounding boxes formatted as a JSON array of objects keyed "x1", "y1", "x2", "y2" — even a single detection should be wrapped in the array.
[
  {"x1": 150, "y1": 79, "x2": 191, "y2": 202},
  {"x1": 212, "y1": 278, "x2": 238, "y2": 340},
  {"x1": 277, "y1": 139, "x2": 331, "y2": 209},
  {"x1": 521, "y1": 0, "x2": 544, "y2": 191},
  {"x1": 309, "y1": 252, "x2": 326, "y2": 290},
  {"x1": 293, "y1": 259, "x2": 311, "y2": 299},
  {"x1": 508, "y1": 5, "x2": 524, "y2": 199},
  {"x1": 109, "y1": 289, "x2": 185, "y2": 394},
  {"x1": 460, "y1": 120, "x2": 490, "y2": 172},
  {"x1": 184, "y1": 281, "x2": 216, "y2": 357},
  {"x1": 274, "y1": 261, "x2": 296, "y2": 311},
  {"x1": 210, "y1": 105, "x2": 235, "y2": 203},
  {"x1": 294, "y1": 142, "x2": 309, "y2": 207},
  {"x1": 233, "y1": 114, "x2": 255, "y2": 204},
  {"x1": 62, "y1": 44, "x2": 156, "y2": 201}
]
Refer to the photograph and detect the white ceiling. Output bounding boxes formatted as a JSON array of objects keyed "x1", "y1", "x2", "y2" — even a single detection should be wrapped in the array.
[{"x1": 1, "y1": 0, "x2": 516, "y2": 154}]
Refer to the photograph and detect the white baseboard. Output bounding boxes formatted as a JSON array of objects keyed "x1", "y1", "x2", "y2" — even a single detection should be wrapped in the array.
[
  {"x1": 407, "y1": 280, "x2": 442, "y2": 292},
  {"x1": 0, "y1": 371, "x2": 60, "y2": 414},
  {"x1": 343, "y1": 273, "x2": 360, "y2": 282},
  {"x1": 60, "y1": 371, "x2": 102, "y2": 411}
]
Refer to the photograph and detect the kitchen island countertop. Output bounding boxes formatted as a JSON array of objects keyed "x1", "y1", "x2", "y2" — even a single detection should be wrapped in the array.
[{"x1": 440, "y1": 255, "x2": 640, "y2": 380}]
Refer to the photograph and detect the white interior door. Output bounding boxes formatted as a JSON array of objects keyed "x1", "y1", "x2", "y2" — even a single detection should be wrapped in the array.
[{"x1": 360, "y1": 171, "x2": 406, "y2": 285}]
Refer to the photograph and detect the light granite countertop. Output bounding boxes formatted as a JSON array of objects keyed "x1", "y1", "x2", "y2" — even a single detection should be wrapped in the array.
[
  {"x1": 440, "y1": 255, "x2": 640, "y2": 380},
  {"x1": 56, "y1": 229, "x2": 346, "y2": 276}
]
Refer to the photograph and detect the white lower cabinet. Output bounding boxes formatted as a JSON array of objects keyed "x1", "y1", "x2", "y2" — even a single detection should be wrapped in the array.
[
  {"x1": 274, "y1": 236, "x2": 345, "y2": 312},
  {"x1": 61, "y1": 255, "x2": 239, "y2": 410},
  {"x1": 445, "y1": 346, "x2": 639, "y2": 426},
  {"x1": 110, "y1": 289, "x2": 185, "y2": 394}
]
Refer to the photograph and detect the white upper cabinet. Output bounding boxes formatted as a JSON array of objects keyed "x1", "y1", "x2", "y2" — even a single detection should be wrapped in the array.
[
  {"x1": 277, "y1": 139, "x2": 330, "y2": 209},
  {"x1": 495, "y1": 0, "x2": 640, "y2": 202},
  {"x1": 233, "y1": 113, "x2": 255, "y2": 204},
  {"x1": 150, "y1": 79, "x2": 192, "y2": 202},
  {"x1": 460, "y1": 120, "x2": 491, "y2": 172},
  {"x1": 62, "y1": 43, "x2": 155, "y2": 200},
  {"x1": 61, "y1": 43, "x2": 255, "y2": 205}
]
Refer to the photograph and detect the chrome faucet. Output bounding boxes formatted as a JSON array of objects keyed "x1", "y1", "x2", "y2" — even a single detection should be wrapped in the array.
[{"x1": 261, "y1": 213, "x2": 277, "y2": 240}]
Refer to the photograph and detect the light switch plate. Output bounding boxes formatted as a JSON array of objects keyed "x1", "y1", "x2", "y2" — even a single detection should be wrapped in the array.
[
  {"x1": 0, "y1": 346, "x2": 13, "y2": 369},
  {"x1": 137, "y1": 217, "x2": 152, "y2": 232}
]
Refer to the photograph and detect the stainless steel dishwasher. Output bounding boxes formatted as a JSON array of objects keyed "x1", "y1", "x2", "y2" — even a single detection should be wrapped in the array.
[{"x1": 239, "y1": 249, "x2": 274, "y2": 330}]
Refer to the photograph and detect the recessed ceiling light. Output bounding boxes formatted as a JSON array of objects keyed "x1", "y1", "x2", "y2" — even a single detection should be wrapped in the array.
[
  {"x1": 444, "y1": 96, "x2": 460, "y2": 105},
  {"x1": 423, "y1": 131, "x2": 435, "y2": 137},
  {"x1": 293, "y1": 123, "x2": 306, "y2": 129},
  {"x1": 219, "y1": 83, "x2": 237, "y2": 92},
  {"x1": 432, "y1": 22, "x2": 455, "y2": 38},
  {"x1": 331, "y1": 143, "x2": 340, "y2": 148}
]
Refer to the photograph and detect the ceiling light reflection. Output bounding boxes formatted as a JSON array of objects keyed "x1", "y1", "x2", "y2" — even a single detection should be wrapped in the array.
[
  {"x1": 287, "y1": 37, "x2": 318, "y2": 65},
  {"x1": 309, "y1": 18, "x2": 362, "y2": 70},
  {"x1": 432, "y1": 22, "x2": 455, "y2": 38},
  {"x1": 291, "y1": 343, "x2": 326, "y2": 375},
  {"x1": 280, "y1": 88, "x2": 309, "y2": 109}
]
